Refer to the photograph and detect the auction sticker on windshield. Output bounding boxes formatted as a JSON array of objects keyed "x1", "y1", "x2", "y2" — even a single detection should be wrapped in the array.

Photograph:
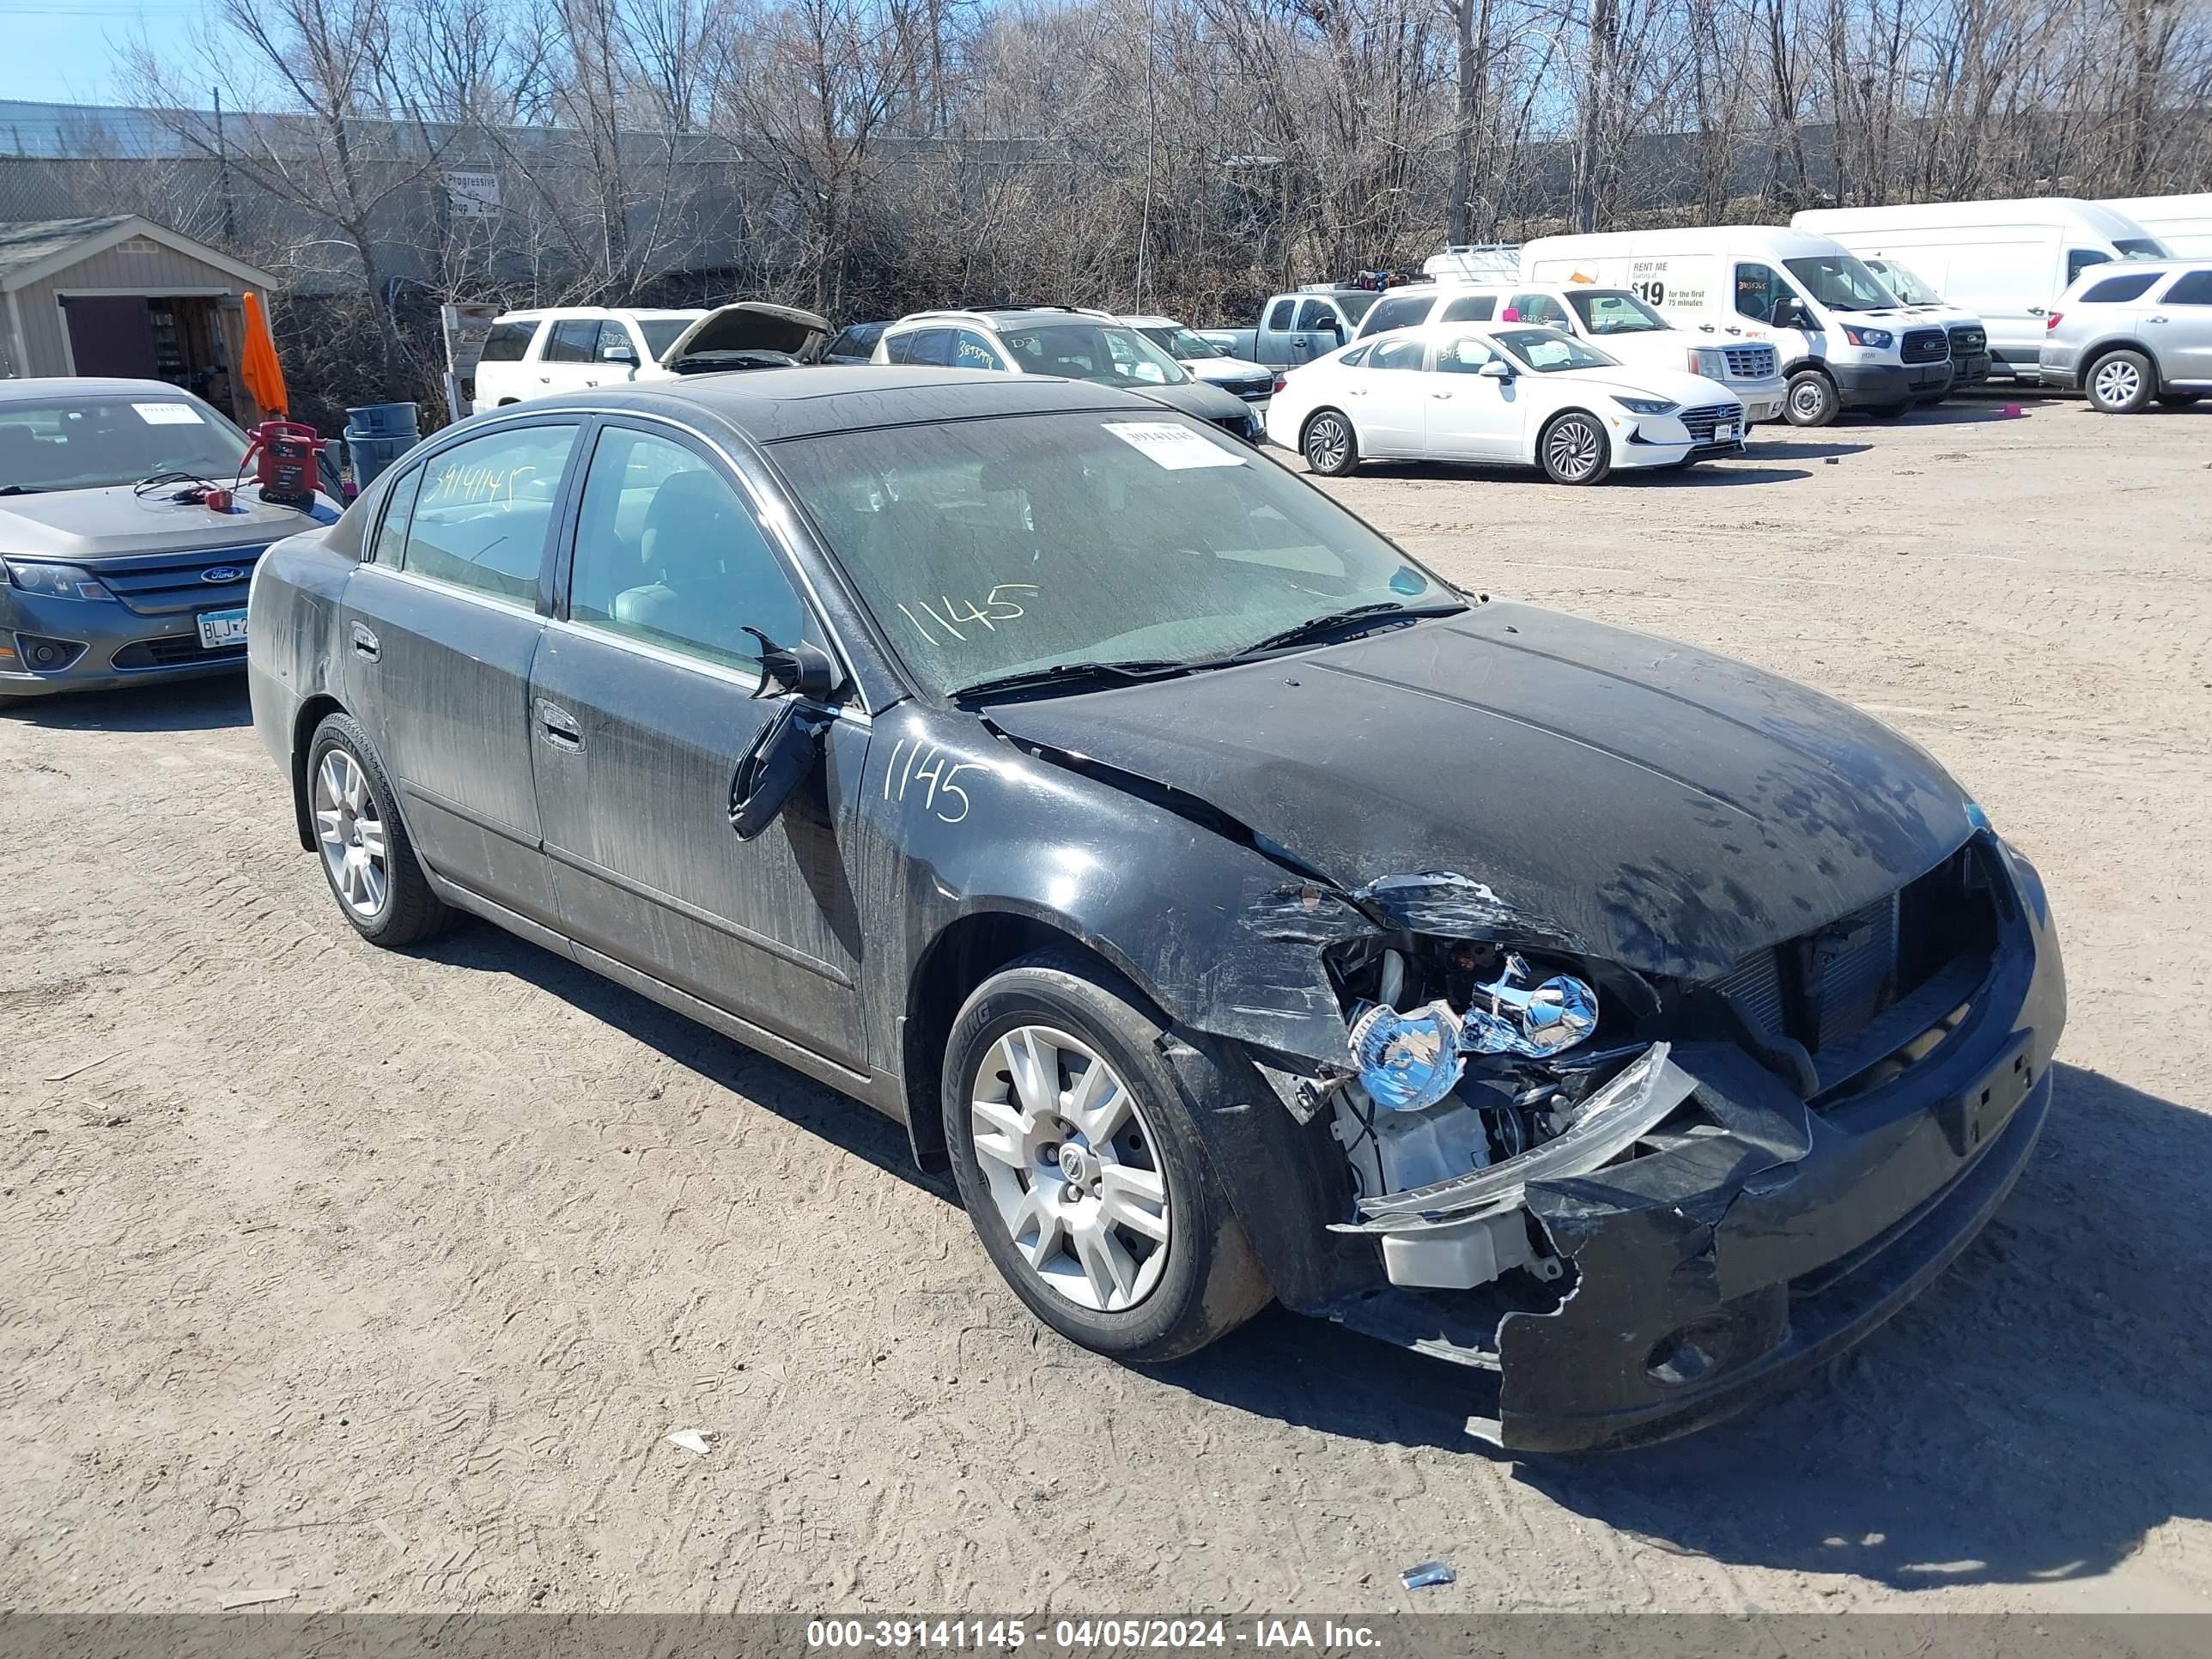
[
  {"x1": 1103, "y1": 422, "x2": 1246, "y2": 470},
  {"x1": 133, "y1": 402, "x2": 205, "y2": 425}
]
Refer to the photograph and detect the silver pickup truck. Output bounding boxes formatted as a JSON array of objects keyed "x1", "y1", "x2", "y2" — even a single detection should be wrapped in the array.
[{"x1": 1199, "y1": 289, "x2": 1382, "y2": 371}]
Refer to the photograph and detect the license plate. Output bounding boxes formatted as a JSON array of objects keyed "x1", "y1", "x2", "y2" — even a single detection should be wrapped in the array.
[
  {"x1": 198, "y1": 606, "x2": 248, "y2": 649},
  {"x1": 1716, "y1": 421, "x2": 1738, "y2": 441}
]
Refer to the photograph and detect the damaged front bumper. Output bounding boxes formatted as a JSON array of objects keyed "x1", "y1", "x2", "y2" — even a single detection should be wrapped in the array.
[{"x1": 1310, "y1": 834, "x2": 2065, "y2": 1453}]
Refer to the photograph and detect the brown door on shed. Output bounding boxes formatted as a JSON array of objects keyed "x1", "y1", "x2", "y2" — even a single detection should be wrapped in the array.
[{"x1": 61, "y1": 296, "x2": 159, "y2": 379}]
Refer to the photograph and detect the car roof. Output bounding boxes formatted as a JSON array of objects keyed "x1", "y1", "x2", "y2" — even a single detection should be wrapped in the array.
[
  {"x1": 0, "y1": 376, "x2": 212, "y2": 404},
  {"x1": 891, "y1": 307, "x2": 1117, "y2": 331},
  {"x1": 494, "y1": 307, "x2": 708, "y2": 323},
  {"x1": 495, "y1": 366, "x2": 1152, "y2": 442}
]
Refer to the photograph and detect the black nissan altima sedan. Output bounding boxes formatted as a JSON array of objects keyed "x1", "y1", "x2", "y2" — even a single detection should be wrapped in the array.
[{"x1": 246, "y1": 368, "x2": 2065, "y2": 1452}]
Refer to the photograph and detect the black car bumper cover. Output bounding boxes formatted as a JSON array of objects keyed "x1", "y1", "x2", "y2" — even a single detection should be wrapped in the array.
[
  {"x1": 1291, "y1": 835, "x2": 2063, "y2": 1453},
  {"x1": 1831, "y1": 361, "x2": 1954, "y2": 407}
]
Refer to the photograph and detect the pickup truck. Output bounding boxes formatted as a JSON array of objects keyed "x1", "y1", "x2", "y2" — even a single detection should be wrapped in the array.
[{"x1": 1198, "y1": 288, "x2": 1383, "y2": 371}]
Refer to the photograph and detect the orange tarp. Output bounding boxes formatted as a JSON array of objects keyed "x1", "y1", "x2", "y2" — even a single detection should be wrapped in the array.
[{"x1": 239, "y1": 290, "x2": 287, "y2": 417}]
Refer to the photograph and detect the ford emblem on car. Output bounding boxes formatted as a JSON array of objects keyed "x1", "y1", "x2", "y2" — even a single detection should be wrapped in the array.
[{"x1": 201, "y1": 566, "x2": 246, "y2": 584}]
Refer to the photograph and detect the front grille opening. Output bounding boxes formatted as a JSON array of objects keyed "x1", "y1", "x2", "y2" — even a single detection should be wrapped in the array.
[
  {"x1": 112, "y1": 636, "x2": 247, "y2": 671},
  {"x1": 1705, "y1": 838, "x2": 2002, "y2": 1068}
]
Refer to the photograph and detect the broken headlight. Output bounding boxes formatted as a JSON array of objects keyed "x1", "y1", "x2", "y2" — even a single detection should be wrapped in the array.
[
  {"x1": 1462, "y1": 952, "x2": 1600, "y2": 1058},
  {"x1": 1349, "y1": 1000, "x2": 1464, "y2": 1113}
]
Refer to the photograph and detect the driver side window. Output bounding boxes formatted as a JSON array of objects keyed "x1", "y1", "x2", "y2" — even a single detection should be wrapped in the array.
[
  {"x1": 567, "y1": 426, "x2": 809, "y2": 674},
  {"x1": 1735, "y1": 263, "x2": 1791, "y2": 325},
  {"x1": 1295, "y1": 300, "x2": 1342, "y2": 333}
]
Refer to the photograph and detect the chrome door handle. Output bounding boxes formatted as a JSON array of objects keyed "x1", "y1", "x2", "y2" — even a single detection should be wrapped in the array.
[
  {"x1": 349, "y1": 621, "x2": 379, "y2": 661},
  {"x1": 2148, "y1": 314, "x2": 2168, "y2": 324},
  {"x1": 535, "y1": 699, "x2": 582, "y2": 749},
  {"x1": 1431, "y1": 391, "x2": 1454, "y2": 399},
  {"x1": 2027, "y1": 307, "x2": 2045, "y2": 317}
]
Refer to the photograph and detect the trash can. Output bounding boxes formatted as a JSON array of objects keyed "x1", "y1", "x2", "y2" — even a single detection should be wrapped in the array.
[{"x1": 343, "y1": 402, "x2": 421, "y2": 489}]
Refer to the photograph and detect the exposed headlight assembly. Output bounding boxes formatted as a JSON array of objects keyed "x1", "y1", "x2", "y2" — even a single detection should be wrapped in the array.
[
  {"x1": 1840, "y1": 324, "x2": 1893, "y2": 349},
  {"x1": 3, "y1": 559, "x2": 110, "y2": 600},
  {"x1": 1462, "y1": 953, "x2": 1600, "y2": 1057},
  {"x1": 1348, "y1": 951, "x2": 1602, "y2": 1111},
  {"x1": 1612, "y1": 395, "x2": 1679, "y2": 416}
]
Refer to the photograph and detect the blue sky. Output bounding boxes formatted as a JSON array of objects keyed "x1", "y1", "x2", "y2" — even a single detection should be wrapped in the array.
[{"x1": 0, "y1": 0, "x2": 205, "y2": 105}]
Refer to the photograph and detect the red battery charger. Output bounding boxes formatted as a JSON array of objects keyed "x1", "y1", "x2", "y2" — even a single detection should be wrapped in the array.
[{"x1": 241, "y1": 419, "x2": 321, "y2": 509}]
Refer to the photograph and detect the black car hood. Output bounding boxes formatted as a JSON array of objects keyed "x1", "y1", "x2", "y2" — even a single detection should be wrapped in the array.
[
  {"x1": 985, "y1": 601, "x2": 1976, "y2": 981},
  {"x1": 1132, "y1": 378, "x2": 1249, "y2": 424}
]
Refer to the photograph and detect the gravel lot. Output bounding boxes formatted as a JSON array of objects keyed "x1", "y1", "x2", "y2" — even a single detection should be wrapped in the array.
[{"x1": 4, "y1": 396, "x2": 2209, "y2": 1616}]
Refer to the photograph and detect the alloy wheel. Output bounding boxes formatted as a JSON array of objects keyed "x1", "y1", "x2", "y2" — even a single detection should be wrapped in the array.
[
  {"x1": 1545, "y1": 416, "x2": 1602, "y2": 481},
  {"x1": 2094, "y1": 358, "x2": 2142, "y2": 408},
  {"x1": 1304, "y1": 415, "x2": 1350, "y2": 473},
  {"x1": 314, "y1": 748, "x2": 390, "y2": 919},
  {"x1": 967, "y1": 1024, "x2": 1170, "y2": 1312}
]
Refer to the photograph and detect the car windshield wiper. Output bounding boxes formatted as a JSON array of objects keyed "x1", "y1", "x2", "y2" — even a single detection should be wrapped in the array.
[
  {"x1": 950, "y1": 658, "x2": 1195, "y2": 704},
  {"x1": 1231, "y1": 600, "x2": 1468, "y2": 659}
]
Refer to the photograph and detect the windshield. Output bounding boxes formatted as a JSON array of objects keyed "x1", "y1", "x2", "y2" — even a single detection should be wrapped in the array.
[
  {"x1": 637, "y1": 319, "x2": 697, "y2": 359},
  {"x1": 2116, "y1": 237, "x2": 2170, "y2": 259},
  {"x1": 1493, "y1": 328, "x2": 1619, "y2": 373},
  {"x1": 1139, "y1": 325, "x2": 1225, "y2": 361},
  {"x1": 1332, "y1": 292, "x2": 1382, "y2": 321},
  {"x1": 770, "y1": 410, "x2": 1449, "y2": 697},
  {"x1": 0, "y1": 393, "x2": 249, "y2": 493},
  {"x1": 1782, "y1": 254, "x2": 1896, "y2": 312},
  {"x1": 1565, "y1": 289, "x2": 1669, "y2": 335},
  {"x1": 998, "y1": 324, "x2": 1190, "y2": 387},
  {"x1": 1866, "y1": 258, "x2": 1941, "y2": 305}
]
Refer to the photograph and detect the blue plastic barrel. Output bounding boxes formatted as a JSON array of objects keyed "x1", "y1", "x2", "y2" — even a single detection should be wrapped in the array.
[{"x1": 344, "y1": 433, "x2": 415, "y2": 489}]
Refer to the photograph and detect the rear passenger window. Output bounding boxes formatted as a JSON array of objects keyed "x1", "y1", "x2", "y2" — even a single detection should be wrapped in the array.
[
  {"x1": 542, "y1": 320, "x2": 600, "y2": 363},
  {"x1": 1369, "y1": 337, "x2": 1426, "y2": 372},
  {"x1": 2163, "y1": 270, "x2": 2212, "y2": 305},
  {"x1": 1440, "y1": 295, "x2": 1496, "y2": 323},
  {"x1": 401, "y1": 423, "x2": 580, "y2": 605},
  {"x1": 1359, "y1": 295, "x2": 1436, "y2": 337},
  {"x1": 1266, "y1": 299, "x2": 1297, "y2": 331},
  {"x1": 568, "y1": 427, "x2": 808, "y2": 672},
  {"x1": 2080, "y1": 272, "x2": 2160, "y2": 304},
  {"x1": 479, "y1": 321, "x2": 538, "y2": 362}
]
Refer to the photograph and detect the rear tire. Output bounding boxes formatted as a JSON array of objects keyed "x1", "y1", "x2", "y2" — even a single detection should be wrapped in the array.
[
  {"x1": 307, "y1": 713, "x2": 453, "y2": 947},
  {"x1": 1784, "y1": 369, "x2": 1839, "y2": 428},
  {"x1": 942, "y1": 950, "x2": 1273, "y2": 1364},
  {"x1": 2086, "y1": 349, "x2": 2155, "y2": 413},
  {"x1": 1539, "y1": 410, "x2": 1612, "y2": 484},
  {"x1": 1301, "y1": 409, "x2": 1359, "y2": 476}
]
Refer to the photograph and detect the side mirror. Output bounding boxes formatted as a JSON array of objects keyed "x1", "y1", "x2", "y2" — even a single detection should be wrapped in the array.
[
  {"x1": 727, "y1": 701, "x2": 833, "y2": 841},
  {"x1": 741, "y1": 628, "x2": 842, "y2": 701},
  {"x1": 600, "y1": 343, "x2": 637, "y2": 363},
  {"x1": 1479, "y1": 359, "x2": 1514, "y2": 380}
]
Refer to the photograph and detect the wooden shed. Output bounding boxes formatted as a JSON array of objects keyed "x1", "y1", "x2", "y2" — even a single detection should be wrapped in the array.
[{"x1": 0, "y1": 216, "x2": 281, "y2": 426}]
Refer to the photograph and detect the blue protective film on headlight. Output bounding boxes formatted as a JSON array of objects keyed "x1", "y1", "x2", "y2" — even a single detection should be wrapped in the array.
[{"x1": 1349, "y1": 1000, "x2": 1466, "y2": 1112}]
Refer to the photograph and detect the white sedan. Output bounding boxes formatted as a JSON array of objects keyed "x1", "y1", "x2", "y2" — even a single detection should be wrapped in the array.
[{"x1": 1264, "y1": 323, "x2": 1747, "y2": 484}]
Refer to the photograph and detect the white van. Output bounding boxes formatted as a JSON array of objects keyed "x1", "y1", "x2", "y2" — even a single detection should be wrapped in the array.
[
  {"x1": 1358, "y1": 280, "x2": 1787, "y2": 421},
  {"x1": 1519, "y1": 227, "x2": 1954, "y2": 426},
  {"x1": 2101, "y1": 195, "x2": 2212, "y2": 258},
  {"x1": 1791, "y1": 198, "x2": 2169, "y2": 384},
  {"x1": 1853, "y1": 257, "x2": 1994, "y2": 395}
]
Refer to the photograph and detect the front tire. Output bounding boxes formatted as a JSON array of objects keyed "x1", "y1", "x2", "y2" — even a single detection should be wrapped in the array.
[
  {"x1": 307, "y1": 713, "x2": 452, "y2": 947},
  {"x1": 942, "y1": 951, "x2": 1272, "y2": 1363},
  {"x1": 1301, "y1": 409, "x2": 1359, "y2": 476},
  {"x1": 1539, "y1": 411, "x2": 1612, "y2": 484},
  {"x1": 1784, "y1": 369, "x2": 1840, "y2": 427},
  {"x1": 2087, "y1": 349, "x2": 2154, "y2": 413}
]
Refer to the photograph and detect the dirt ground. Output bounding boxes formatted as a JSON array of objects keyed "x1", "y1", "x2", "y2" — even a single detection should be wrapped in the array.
[{"x1": 4, "y1": 395, "x2": 2209, "y2": 1617}]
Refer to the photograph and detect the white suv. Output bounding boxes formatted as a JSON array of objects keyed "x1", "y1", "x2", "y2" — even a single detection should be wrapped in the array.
[{"x1": 471, "y1": 303, "x2": 830, "y2": 410}]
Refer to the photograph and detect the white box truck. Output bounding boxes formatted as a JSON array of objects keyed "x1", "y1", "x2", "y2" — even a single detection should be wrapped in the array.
[
  {"x1": 1791, "y1": 198, "x2": 2170, "y2": 384},
  {"x1": 1519, "y1": 226, "x2": 1954, "y2": 426}
]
